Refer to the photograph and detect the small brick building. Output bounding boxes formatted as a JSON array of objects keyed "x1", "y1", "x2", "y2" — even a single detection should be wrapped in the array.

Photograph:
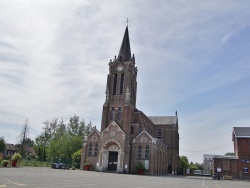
[
  {"x1": 81, "y1": 26, "x2": 180, "y2": 175},
  {"x1": 213, "y1": 127, "x2": 250, "y2": 179}
]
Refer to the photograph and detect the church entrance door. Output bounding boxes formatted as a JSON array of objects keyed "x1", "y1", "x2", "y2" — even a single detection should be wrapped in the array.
[
  {"x1": 108, "y1": 151, "x2": 118, "y2": 171},
  {"x1": 168, "y1": 165, "x2": 172, "y2": 174}
]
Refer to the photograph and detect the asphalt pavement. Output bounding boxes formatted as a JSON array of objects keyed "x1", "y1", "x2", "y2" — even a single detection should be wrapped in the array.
[{"x1": 0, "y1": 167, "x2": 249, "y2": 188}]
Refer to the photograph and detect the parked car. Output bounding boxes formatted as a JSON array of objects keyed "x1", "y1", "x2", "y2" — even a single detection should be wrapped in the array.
[{"x1": 51, "y1": 163, "x2": 69, "y2": 170}]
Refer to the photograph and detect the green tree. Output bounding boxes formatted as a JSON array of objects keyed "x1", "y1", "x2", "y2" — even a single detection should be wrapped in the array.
[
  {"x1": 84, "y1": 121, "x2": 92, "y2": 136},
  {"x1": 0, "y1": 137, "x2": 6, "y2": 153},
  {"x1": 189, "y1": 162, "x2": 203, "y2": 170},
  {"x1": 180, "y1": 156, "x2": 189, "y2": 169},
  {"x1": 47, "y1": 132, "x2": 82, "y2": 162},
  {"x1": 34, "y1": 118, "x2": 61, "y2": 163},
  {"x1": 225, "y1": 152, "x2": 234, "y2": 156},
  {"x1": 68, "y1": 115, "x2": 86, "y2": 137},
  {"x1": 23, "y1": 138, "x2": 34, "y2": 147},
  {"x1": 41, "y1": 116, "x2": 87, "y2": 164},
  {"x1": 68, "y1": 115, "x2": 80, "y2": 135},
  {"x1": 195, "y1": 163, "x2": 203, "y2": 170},
  {"x1": 72, "y1": 149, "x2": 82, "y2": 168},
  {"x1": 34, "y1": 134, "x2": 47, "y2": 163}
]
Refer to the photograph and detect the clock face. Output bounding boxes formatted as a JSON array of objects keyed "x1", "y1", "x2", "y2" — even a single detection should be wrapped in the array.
[{"x1": 117, "y1": 65, "x2": 123, "y2": 71}]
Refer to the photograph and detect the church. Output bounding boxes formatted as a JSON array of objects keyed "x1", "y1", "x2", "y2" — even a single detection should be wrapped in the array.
[{"x1": 80, "y1": 26, "x2": 180, "y2": 175}]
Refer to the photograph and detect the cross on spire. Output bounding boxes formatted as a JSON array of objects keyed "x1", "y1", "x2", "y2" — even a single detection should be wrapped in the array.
[{"x1": 126, "y1": 18, "x2": 129, "y2": 26}]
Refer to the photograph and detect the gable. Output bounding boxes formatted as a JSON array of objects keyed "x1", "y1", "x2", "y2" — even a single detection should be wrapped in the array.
[
  {"x1": 133, "y1": 130, "x2": 157, "y2": 144},
  {"x1": 87, "y1": 127, "x2": 101, "y2": 139},
  {"x1": 101, "y1": 121, "x2": 126, "y2": 138}
]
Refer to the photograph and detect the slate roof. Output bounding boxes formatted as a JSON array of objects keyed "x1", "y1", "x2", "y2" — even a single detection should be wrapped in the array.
[
  {"x1": 213, "y1": 155, "x2": 238, "y2": 159},
  {"x1": 148, "y1": 116, "x2": 177, "y2": 125},
  {"x1": 233, "y1": 127, "x2": 250, "y2": 138},
  {"x1": 118, "y1": 26, "x2": 131, "y2": 62},
  {"x1": 6, "y1": 143, "x2": 19, "y2": 151}
]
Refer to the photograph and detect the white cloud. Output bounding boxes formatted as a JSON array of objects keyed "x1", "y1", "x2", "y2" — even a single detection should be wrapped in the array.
[{"x1": 1, "y1": 0, "x2": 250, "y2": 163}]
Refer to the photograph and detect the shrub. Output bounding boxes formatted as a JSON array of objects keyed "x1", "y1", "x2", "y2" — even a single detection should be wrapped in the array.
[
  {"x1": 4, "y1": 155, "x2": 11, "y2": 160},
  {"x1": 0, "y1": 156, "x2": 2, "y2": 164},
  {"x1": 72, "y1": 149, "x2": 82, "y2": 169},
  {"x1": 135, "y1": 162, "x2": 146, "y2": 172},
  {"x1": 1, "y1": 160, "x2": 9, "y2": 167},
  {"x1": 11, "y1": 153, "x2": 22, "y2": 162}
]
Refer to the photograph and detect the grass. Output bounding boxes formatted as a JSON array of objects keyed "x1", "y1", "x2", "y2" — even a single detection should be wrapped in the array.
[{"x1": 19, "y1": 159, "x2": 51, "y2": 167}]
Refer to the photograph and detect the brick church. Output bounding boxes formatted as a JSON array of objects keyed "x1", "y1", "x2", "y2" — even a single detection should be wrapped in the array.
[{"x1": 81, "y1": 26, "x2": 180, "y2": 175}]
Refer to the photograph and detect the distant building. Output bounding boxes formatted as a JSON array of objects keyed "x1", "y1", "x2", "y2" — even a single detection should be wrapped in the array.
[
  {"x1": 203, "y1": 154, "x2": 215, "y2": 171},
  {"x1": 80, "y1": 26, "x2": 180, "y2": 175},
  {"x1": 213, "y1": 127, "x2": 250, "y2": 179},
  {"x1": 5, "y1": 143, "x2": 19, "y2": 156},
  {"x1": 3, "y1": 143, "x2": 36, "y2": 158}
]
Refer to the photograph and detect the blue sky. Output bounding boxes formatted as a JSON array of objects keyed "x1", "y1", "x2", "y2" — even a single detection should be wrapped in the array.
[{"x1": 1, "y1": 0, "x2": 250, "y2": 163}]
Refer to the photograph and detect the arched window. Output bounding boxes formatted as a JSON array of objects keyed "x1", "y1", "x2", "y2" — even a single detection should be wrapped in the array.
[
  {"x1": 110, "y1": 107, "x2": 115, "y2": 120},
  {"x1": 119, "y1": 73, "x2": 124, "y2": 95},
  {"x1": 94, "y1": 143, "x2": 98, "y2": 156},
  {"x1": 113, "y1": 73, "x2": 117, "y2": 95},
  {"x1": 157, "y1": 129, "x2": 162, "y2": 140},
  {"x1": 118, "y1": 107, "x2": 122, "y2": 120},
  {"x1": 130, "y1": 126, "x2": 134, "y2": 134},
  {"x1": 145, "y1": 146, "x2": 150, "y2": 159},
  {"x1": 137, "y1": 145, "x2": 142, "y2": 158},
  {"x1": 88, "y1": 143, "x2": 92, "y2": 156}
]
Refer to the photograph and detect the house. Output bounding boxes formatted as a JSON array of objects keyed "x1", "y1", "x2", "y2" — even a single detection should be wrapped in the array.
[
  {"x1": 213, "y1": 127, "x2": 250, "y2": 179},
  {"x1": 3, "y1": 143, "x2": 36, "y2": 158},
  {"x1": 203, "y1": 154, "x2": 215, "y2": 171},
  {"x1": 5, "y1": 143, "x2": 19, "y2": 156}
]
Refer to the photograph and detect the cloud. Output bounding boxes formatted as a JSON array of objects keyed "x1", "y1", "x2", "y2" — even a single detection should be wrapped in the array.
[{"x1": 1, "y1": 0, "x2": 250, "y2": 163}]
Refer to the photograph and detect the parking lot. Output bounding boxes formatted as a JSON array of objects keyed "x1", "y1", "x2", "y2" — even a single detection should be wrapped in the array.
[{"x1": 0, "y1": 167, "x2": 249, "y2": 188}]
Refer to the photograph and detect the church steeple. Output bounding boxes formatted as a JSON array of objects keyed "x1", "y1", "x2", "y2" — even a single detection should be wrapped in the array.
[
  {"x1": 101, "y1": 25, "x2": 137, "y2": 132},
  {"x1": 117, "y1": 26, "x2": 131, "y2": 62}
]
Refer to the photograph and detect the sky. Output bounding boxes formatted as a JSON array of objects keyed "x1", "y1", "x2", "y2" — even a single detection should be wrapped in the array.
[{"x1": 1, "y1": 0, "x2": 250, "y2": 163}]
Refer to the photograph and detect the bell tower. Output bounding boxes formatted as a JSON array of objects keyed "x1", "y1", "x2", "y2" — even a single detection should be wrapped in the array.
[{"x1": 101, "y1": 26, "x2": 138, "y2": 134}]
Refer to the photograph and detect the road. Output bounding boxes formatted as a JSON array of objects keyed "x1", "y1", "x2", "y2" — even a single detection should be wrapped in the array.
[{"x1": 0, "y1": 167, "x2": 249, "y2": 188}]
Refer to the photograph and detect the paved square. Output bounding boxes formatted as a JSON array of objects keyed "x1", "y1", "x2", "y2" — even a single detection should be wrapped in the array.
[{"x1": 0, "y1": 167, "x2": 249, "y2": 188}]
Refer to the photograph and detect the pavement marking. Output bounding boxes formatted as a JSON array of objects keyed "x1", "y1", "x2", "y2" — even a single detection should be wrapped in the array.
[
  {"x1": 0, "y1": 182, "x2": 26, "y2": 187},
  {"x1": 213, "y1": 181, "x2": 222, "y2": 188},
  {"x1": 202, "y1": 178, "x2": 207, "y2": 188}
]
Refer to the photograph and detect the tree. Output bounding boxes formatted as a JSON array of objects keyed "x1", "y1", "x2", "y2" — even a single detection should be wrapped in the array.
[
  {"x1": 23, "y1": 138, "x2": 34, "y2": 147},
  {"x1": 72, "y1": 149, "x2": 82, "y2": 168},
  {"x1": 40, "y1": 115, "x2": 88, "y2": 164},
  {"x1": 68, "y1": 115, "x2": 80, "y2": 135},
  {"x1": 18, "y1": 119, "x2": 30, "y2": 157},
  {"x1": 34, "y1": 118, "x2": 62, "y2": 162},
  {"x1": 225, "y1": 152, "x2": 234, "y2": 156},
  {"x1": 189, "y1": 162, "x2": 203, "y2": 170},
  {"x1": 0, "y1": 137, "x2": 6, "y2": 153},
  {"x1": 180, "y1": 156, "x2": 189, "y2": 169},
  {"x1": 47, "y1": 132, "x2": 82, "y2": 163},
  {"x1": 68, "y1": 115, "x2": 86, "y2": 137},
  {"x1": 84, "y1": 121, "x2": 92, "y2": 136},
  {"x1": 34, "y1": 134, "x2": 48, "y2": 163}
]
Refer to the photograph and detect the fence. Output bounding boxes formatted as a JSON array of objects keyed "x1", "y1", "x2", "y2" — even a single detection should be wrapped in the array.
[{"x1": 194, "y1": 169, "x2": 212, "y2": 176}]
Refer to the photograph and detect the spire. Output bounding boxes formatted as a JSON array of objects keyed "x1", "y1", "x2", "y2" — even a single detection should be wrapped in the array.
[{"x1": 118, "y1": 26, "x2": 131, "y2": 62}]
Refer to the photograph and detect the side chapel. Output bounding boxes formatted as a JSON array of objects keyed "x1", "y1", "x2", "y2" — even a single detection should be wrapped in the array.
[{"x1": 81, "y1": 26, "x2": 180, "y2": 175}]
